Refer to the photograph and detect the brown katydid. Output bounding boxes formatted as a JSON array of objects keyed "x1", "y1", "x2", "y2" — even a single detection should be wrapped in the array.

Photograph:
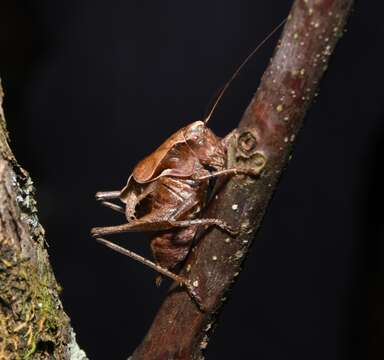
[{"x1": 91, "y1": 19, "x2": 286, "y2": 303}]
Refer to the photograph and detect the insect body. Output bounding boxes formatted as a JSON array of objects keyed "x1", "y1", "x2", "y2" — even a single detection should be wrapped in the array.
[
  {"x1": 91, "y1": 19, "x2": 285, "y2": 302},
  {"x1": 91, "y1": 121, "x2": 263, "y2": 290}
]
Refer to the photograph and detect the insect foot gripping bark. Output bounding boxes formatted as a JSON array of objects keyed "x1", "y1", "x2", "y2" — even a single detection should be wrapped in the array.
[{"x1": 90, "y1": 121, "x2": 266, "y2": 306}]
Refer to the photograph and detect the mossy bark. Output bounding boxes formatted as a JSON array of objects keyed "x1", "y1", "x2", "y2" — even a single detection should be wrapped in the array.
[{"x1": 0, "y1": 82, "x2": 87, "y2": 359}]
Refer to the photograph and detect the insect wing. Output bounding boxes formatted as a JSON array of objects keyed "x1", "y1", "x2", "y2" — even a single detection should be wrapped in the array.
[{"x1": 131, "y1": 123, "x2": 202, "y2": 184}]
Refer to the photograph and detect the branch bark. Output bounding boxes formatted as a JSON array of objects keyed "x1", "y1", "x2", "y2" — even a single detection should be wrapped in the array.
[
  {"x1": 0, "y1": 83, "x2": 87, "y2": 359},
  {"x1": 130, "y1": 0, "x2": 353, "y2": 359}
]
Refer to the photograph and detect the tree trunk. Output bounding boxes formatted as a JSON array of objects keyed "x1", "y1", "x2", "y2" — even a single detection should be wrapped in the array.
[{"x1": 0, "y1": 83, "x2": 87, "y2": 359}]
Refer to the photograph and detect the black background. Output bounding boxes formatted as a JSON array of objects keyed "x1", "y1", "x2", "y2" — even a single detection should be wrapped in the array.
[{"x1": 1, "y1": 1, "x2": 383, "y2": 359}]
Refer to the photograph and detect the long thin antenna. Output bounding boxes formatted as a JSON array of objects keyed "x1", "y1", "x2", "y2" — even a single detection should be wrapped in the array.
[{"x1": 204, "y1": 18, "x2": 287, "y2": 124}]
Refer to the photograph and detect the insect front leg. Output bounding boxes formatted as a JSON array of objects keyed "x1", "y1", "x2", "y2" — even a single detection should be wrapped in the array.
[
  {"x1": 124, "y1": 181, "x2": 157, "y2": 221},
  {"x1": 96, "y1": 190, "x2": 125, "y2": 213}
]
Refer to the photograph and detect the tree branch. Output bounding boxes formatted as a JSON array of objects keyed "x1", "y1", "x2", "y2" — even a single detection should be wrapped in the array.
[
  {"x1": 0, "y1": 82, "x2": 87, "y2": 359},
  {"x1": 130, "y1": 0, "x2": 353, "y2": 359}
]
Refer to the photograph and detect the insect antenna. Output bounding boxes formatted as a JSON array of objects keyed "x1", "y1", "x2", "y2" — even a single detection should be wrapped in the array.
[{"x1": 203, "y1": 18, "x2": 287, "y2": 124}]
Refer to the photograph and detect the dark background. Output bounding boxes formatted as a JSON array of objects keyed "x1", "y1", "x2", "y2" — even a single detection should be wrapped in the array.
[{"x1": 1, "y1": 1, "x2": 383, "y2": 359}]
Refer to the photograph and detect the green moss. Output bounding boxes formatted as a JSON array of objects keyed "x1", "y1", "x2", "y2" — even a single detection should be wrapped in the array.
[
  {"x1": 0, "y1": 79, "x2": 82, "y2": 360},
  {"x1": 0, "y1": 171, "x2": 70, "y2": 359},
  {"x1": 0, "y1": 250, "x2": 68, "y2": 359}
]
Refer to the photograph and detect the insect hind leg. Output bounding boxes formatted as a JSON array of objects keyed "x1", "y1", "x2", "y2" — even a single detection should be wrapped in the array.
[{"x1": 96, "y1": 237, "x2": 204, "y2": 310}]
